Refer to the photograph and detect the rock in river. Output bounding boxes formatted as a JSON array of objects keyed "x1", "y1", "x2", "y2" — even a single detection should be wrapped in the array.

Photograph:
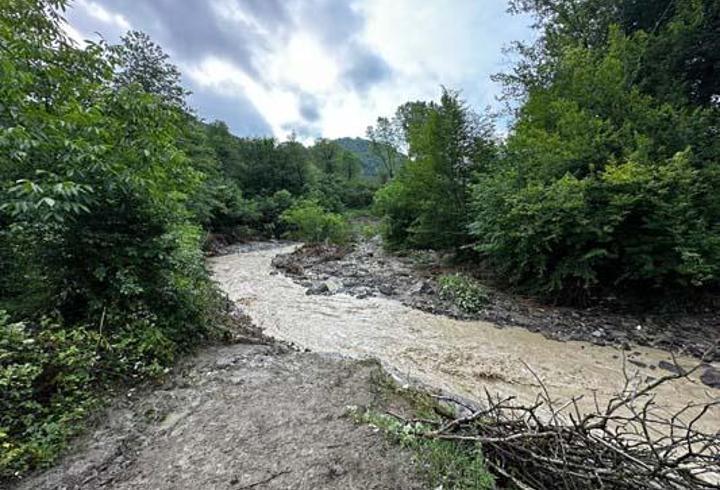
[{"x1": 701, "y1": 367, "x2": 720, "y2": 389}]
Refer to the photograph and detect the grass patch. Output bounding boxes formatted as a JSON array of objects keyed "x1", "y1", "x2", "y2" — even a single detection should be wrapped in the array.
[
  {"x1": 439, "y1": 273, "x2": 490, "y2": 313},
  {"x1": 352, "y1": 409, "x2": 495, "y2": 490},
  {"x1": 353, "y1": 370, "x2": 496, "y2": 489}
]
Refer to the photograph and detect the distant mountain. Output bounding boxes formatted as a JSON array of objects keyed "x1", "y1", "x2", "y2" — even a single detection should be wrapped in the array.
[{"x1": 333, "y1": 137, "x2": 383, "y2": 176}]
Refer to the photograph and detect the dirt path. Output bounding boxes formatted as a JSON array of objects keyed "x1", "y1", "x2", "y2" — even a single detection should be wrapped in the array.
[{"x1": 12, "y1": 343, "x2": 423, "y2": 490}]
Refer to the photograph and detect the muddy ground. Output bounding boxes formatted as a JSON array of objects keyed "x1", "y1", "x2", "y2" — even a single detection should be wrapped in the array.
[
  {"x1": 272, "y1": 237, "x2": 720, "y2": 368},
  {"x1": 12, "y1": 338, "x2": 424, "y2": 490}
]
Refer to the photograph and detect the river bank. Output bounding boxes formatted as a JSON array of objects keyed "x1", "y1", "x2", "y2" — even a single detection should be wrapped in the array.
[
  {"x1": 211, "y1": 242, "x2": 719, "y2": 430},
  {"x1": 12, "y1": 241, "x2": 719, "y2": 489},
  {"x1": 271, "y1": 237, "x2": 720, "y2": 370}
]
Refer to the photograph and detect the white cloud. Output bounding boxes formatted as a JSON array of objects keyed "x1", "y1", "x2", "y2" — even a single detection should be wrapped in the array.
[
  {"x1": 66, "y1": 0, "x2": 533, "y2": 139},
  {"x1": 186, "y1": 56, "x2": 302, "y2": 138},
  {"x1": 76, "y1": 0, "x2": 131, "y2": 31},
  {"x1": 360, "y1": 0, "x2": 532, "y2": 110},
  {"x1": 268, "y1": 33, "x2": 340, "y2": 93},
  {"x1": 209, "y1": 0, "x2": 270, "y2": 37}
]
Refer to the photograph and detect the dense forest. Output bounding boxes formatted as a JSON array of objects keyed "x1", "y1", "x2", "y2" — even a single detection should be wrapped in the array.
[
  {"x1": 378, "y1": 0, "x2": 720, "y2": 301},
  {"x1": 2, "y1": 0, "x2": 719, "y2": 483}
]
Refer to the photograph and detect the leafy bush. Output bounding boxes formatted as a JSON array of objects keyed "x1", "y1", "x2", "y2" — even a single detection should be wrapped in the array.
[
  {"x1": 373, "y1": 178, "x2": 418, "y2": 248},
  {"x1": 438, "y1": 274, "x2": 490, "y2": 313},
  {"x1": 470, "y1": 29, "x2": 720, "y2": 299},
  {"x1": 0, "y1": 314, "x2": 100, "y2": 478},
  {"x1": 360, "y1": 223, "x2": 381, "y2": 240},
  {"x1": 280, "y1": 200, "x2": 350, "y2": 244},
  {"x1": 309, "y1": 175, "x2": 376, "y2": 213},
  {"x1": 340, "y1": 179, "x2": 378, "y2": 209},
  {"x1": 209, "y1": 189, "x2": 296, "y2": 239},
  {"x1": 0, "y1": 304, "x2": 196, "y2": 478},
  {"x1": 0, "y1": 1, "x2": 223, "y2": 479},
  {"x1": 253, "y1": 190, "x2": 295, "y2": 236}
]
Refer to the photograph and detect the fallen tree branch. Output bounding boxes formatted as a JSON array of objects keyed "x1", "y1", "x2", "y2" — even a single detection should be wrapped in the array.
[{"x1": 395, "y1": 343, "x2": 720, "y2": 489}]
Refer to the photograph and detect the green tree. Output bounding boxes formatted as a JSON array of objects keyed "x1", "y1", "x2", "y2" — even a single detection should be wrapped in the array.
[
  {"x1": 310, "y1": 138, "x2": 342, "y2": 175},
  {"x1": 113, "y1": 30, "x2": 189, "y2": 110},
  {"x1": 206, "y1": 121, "x2": 245, "y2": 181},
  {"x1": 366, "y1": 116, "x2": 404, "y2": 180},
  {"x1": 473, "y1": 19, "x2": 720, "y2": 299},
  {"x1": 0, "y1": 1, "x2": 221, "y2": 476},
  {"x1": 338, "y1": 150, "x2": 363, "y2": 181},
  {"x1": 276, "y1": 139, "x2": 314, "y2": 193},
  {"x1": 375, "y1": 89, "x2": 496, "y2": 249},
  {"x1": 502, "y1": 0, "x2": 720, "y2": 108}
]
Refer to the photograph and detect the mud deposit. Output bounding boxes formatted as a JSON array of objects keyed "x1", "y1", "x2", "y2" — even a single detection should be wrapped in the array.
[
  {"x1": 12, "y1": 344, "x2": 422, "y2": 490},
  {"x1": 211, "y1": 243, "x2": 720, "y2": 432}
]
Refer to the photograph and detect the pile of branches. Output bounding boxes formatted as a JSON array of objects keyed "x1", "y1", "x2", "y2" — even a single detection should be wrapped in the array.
[{"x1": 395, "y1": 347, "x2": 720, "y2": 489}]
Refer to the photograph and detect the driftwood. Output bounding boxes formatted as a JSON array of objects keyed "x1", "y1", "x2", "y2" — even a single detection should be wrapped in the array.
[{"x1": 392, "y1": 344, "x2": 720, "y2": 489}]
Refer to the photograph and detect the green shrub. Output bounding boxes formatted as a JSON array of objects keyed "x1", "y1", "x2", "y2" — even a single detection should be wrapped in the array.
[
  {"x1": 206, "y1": 189, "x2": 296, "y2": 239},
  {"x1": 373, "y1": 178, "x2": 417, "y2": 248},
  {"x1": 438, "y1": 274, "x2": 490, "y2": 313},
  {"x1": 352, "y1": 409, "x2": 495, "y2": 490},
  {"x1": 360, "y1": 223, "x2": 380, "y2": 240},
  {"x1": 0, "y1": 305, "x2": 199, "y2": 478},
  {"x1": 470, "y1": 30, "x2": 720, "y2": 299},
  {"x1": 0, "y1": 314, "x2": 98, "y2": 478},
  {"x1": 280, "y1": 200, "x2": 350, "y2": 244},
  {"x1": 0, "y1": 2, "x2": 223, "y2": 480},
  {"x1": 308, "y1": 175, "x2": 346, "y2": 213},
  {"x1": 254, "y1": 190, "x2": 295, "y2": 237}
]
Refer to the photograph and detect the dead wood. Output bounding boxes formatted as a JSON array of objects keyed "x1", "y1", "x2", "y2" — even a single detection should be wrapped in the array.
[{"x1": 394, "y1": 343, "x2": 720, "y2": 489}]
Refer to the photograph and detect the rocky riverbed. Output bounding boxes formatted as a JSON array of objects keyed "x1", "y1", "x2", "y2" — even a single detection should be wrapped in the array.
[{"x1": 271, "y1": 237, "x2": 720, "y2": 384}]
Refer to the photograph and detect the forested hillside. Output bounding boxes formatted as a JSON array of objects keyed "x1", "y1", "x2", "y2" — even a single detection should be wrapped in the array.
[{"x1": 333, "y1": 137, "x2": 384, "y2": 177}]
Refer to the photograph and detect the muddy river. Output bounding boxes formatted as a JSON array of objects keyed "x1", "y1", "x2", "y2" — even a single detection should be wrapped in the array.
[{"x1": 209, "y1": 244, "x2": 720, "y2": 431}]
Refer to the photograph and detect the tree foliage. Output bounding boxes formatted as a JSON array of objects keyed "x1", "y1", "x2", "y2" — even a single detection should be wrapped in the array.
[
  {"x1": 112, "y1": 30, "x2": 189, "y2": 110},
  {"x1": 373, "y1": 1, "x2": 719, "y2": 301},
  {"x1": 502, "y1": 0, "x2": 720, "y2": 108},
  {"x1": 0, "y1": 1, "x2": 221, "y2": 477},
  {"x1": 374, "y1": 89, "x2": 496, "y2": 249},
  {"x1": 472, "y1": 1, "x2": 720, "y2": 299},
  {"x1": 366, "y1": 116, "x2": 405, "y2": 181}
]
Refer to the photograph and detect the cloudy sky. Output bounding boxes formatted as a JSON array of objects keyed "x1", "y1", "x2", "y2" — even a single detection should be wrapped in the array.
[{"x1": 64, "y1": 0, "x2": 534, "y2": 140}]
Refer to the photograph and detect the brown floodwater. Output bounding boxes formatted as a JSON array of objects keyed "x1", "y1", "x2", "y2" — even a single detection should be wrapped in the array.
[{"x1": 209, "y1": 244, "x2": 720, "y2": 431}]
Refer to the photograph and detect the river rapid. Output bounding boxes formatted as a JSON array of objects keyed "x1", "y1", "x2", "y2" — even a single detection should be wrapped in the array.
[{"x1": 209, "y1": 244, "x2": 719, "y2": 431}]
